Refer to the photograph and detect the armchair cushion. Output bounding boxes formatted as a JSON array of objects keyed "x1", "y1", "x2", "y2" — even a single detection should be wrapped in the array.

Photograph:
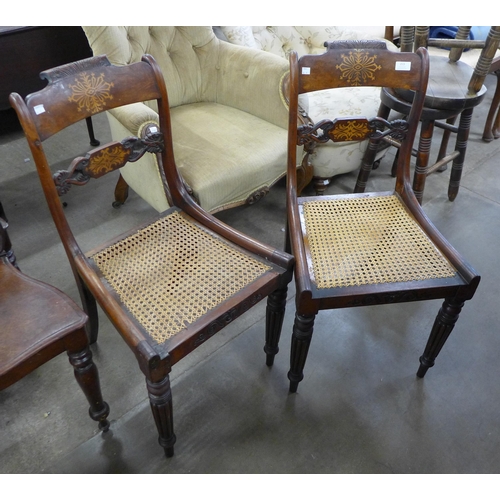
[
  {"x1": 83, "y1": 26, "x2": 289, "y2": 213},
  {"x1": 217, "y1": 26, "x2": 400, "y2": 190}
]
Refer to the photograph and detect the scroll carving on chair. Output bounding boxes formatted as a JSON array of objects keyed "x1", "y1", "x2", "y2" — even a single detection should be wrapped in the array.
[
  {"x1": 10, "y1": 53, "x2": 294, "y2": 457},
  {"x1": 285, "y1": 41, "x2": 480, "y2": 395}
]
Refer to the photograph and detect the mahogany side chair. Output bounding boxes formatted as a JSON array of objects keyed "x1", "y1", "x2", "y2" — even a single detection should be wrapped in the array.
[
  {"x1": 0, "y1": 209, "x2": 110, "y2": 432},
  {"x1": 355, "y1": 26, "x2": 500, "y2": 203},
  {"x1": 285, "y1": 41, "x2": 480, "y2": 393},
  {"x1": 10, "y1": 54, "x2": 294, "y2": 457}
]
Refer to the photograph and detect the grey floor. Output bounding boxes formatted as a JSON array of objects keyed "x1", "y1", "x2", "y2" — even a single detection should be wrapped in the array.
[{"x1": 1, "y1": 73, "x2": 500, "y2": 475}]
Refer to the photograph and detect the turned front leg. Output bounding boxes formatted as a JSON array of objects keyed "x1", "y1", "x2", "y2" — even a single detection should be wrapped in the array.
[
  {"x1": 146, "y1": 374, "x2": 176, "y2": 457},
  {"x1": 288, "y1": 313, "x2": 316, "y2": 393},
  {"x1": 417, "y1": 298, "x2": 465, "y2": 378},
  {"x1": 264, "y1": 283, "x2": 289, "y2": 366},
  {"x1": 68, "y1": 343, "x2": 110, "y2": 431}
]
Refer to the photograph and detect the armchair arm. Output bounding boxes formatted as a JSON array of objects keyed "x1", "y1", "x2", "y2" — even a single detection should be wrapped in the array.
[
  {"x1": 107, "y1": 102, "x2": 159, "y2": 136},
  {"x1": 215, "y1": 41, "x2": 290, "y2": 129}
]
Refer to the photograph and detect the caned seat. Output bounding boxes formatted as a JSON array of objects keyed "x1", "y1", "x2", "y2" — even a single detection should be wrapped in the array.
[
  {"x1": 87, "y1": 210, "x2": 277, "y2": 347},
  {"x1": 300, "y1": 194, "x2": 456, "y2": 290},
  {"x1": 10, "y1": 54, "x2": 294, "y2": 457},
  {"x1": 285, "y1": 41, "x2": 480, "y2": 394}
]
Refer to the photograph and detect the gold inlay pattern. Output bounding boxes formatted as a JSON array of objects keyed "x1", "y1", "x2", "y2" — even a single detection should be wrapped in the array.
[
  {"x1": 331, "y1": 121, "x2": 371, "y2": 141},
  {"x1": 86, "y1": 145, "x2": 129, "y2": 176},
  {"x1": 68, "y1": 72, "x2": 114, "y2": 113},
  {"x1": 336, "y1": 50, "x2": 381, "y2": 86}
]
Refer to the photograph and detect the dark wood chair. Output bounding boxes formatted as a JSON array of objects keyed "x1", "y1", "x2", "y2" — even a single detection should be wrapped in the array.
[
  {"x1": 355, "y1": 26, "x2": 500, "y2": 203},
  {"x1": 10, "y1": 54, "x2": 294, "y2": 457},
  {"x1": 0, "y1": 208, "x2": 110, "y2": 431},
  {"x1": 482, "y1": 55, "x2": 500, "y2": 142},
  {"x1": 285, "y1": 41, "x2": 480, "y2": 393}
]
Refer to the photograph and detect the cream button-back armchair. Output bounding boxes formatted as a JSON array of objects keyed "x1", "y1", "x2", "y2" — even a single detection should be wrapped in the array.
[
  {"x1": 216, "y1": 26, "x2": 400, "y2": 194},
  {"x1": 82, "y1": 26, "x2": 290, "y2": 213}
]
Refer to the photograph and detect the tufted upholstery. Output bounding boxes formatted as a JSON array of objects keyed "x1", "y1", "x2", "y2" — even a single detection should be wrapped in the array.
[
  {"x1": 216, "y1": 26, "x2": 400, "y2": 193},
  {"x1": 82, "y1": 26, "x2": 290, "y2": 213}
]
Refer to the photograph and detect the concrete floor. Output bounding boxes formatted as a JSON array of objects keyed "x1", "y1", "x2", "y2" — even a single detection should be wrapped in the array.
[{"x1": 1, "y1": 72, "x2": 500, "y2": 475}]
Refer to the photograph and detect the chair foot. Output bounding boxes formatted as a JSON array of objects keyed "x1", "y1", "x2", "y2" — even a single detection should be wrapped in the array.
[
  {"x1": 94, "y1": 403, "x2": 111, "y2": 432},
  {"x1": 287, "y1": 313, "x2": 315, "y2": 393},
  {"x1": 416, "y1": 356, "x2": 433, "y2": 378},
  {"x1": 313, "y1": 177, "x2": 331, "y2": 195},
  {"x1": 68, "y1": 344, "x2": 110, "y2": 431},
  {"x1": 146, "y1": 374, "x2": 177, "y2": 458},
  {"x1": 113, "y1": 174, "x2": 129, "y2": 208},
  {"x1": 85, "y1": 116, "x2": 100, "y2": 147},
  {"x1": 417, "y1": 298, "x2": 464, "y2": 378}
]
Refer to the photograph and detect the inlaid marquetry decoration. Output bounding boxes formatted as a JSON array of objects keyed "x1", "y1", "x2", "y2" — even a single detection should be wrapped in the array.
[
  {"x1": 86, "y1": 145, "x2": 129, "y2": 177},
  {"x1": 298, "y1": 117, "x2": 373, "y2": 146},
  {"x1": 68, "y1": 72, "x2": 114, "y2": 113},
  {"x1": 330, "y1": 120, "x2": 372, "y2": 141},
  {"x1": 336, "y1": 50, "x2": 381, "y2": 86},
  {"x1": 53, "y1": 132, "x2": 165, "y2": 196}
]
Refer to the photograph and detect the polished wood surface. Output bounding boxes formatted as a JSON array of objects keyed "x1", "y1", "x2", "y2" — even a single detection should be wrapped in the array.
[
  {"x1": 0, "y1": 209, "x2": 109, "y2": 431},
  {"x1": 0, "y1": 26, "x2": 98, "y2": 143},
  {"x1": 10, "y1": 54, "x2": 294, "y2": 457},
  {"x1": 285, "y1": 41, "x2": 480, "y2": 394}
]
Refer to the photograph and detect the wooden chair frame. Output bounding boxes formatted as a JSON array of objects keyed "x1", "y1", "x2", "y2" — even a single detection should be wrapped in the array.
[
  {"x1": 10, "y1": 54, "x2": 294, "y2": 457},
  {"x1": 0, "y1": 211, "x2": 110, "y2": 432},
  {"x1": 286, "y1": 41, "x2": 480, "y2": 393}
]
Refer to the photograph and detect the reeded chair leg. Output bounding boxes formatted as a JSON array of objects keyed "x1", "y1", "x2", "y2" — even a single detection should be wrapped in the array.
[
  {"x1": 448, "y1": 107, "x2": 473, "y2": 202},
  {"x1": 417, "y1": 298, "x2": 465, "y2": 378},
  {"x1": 146, "y1": 374, "x2": 176, "y2": 457},
  {"x1": 264, "y1": 281, "x2": 289, "y2": 366},
  {"x1": 68, "y1": 342, "x2": 110, "y2": 432},
  {"x1": 288, "y1": 313, "x2": 316, "y2": 393}
]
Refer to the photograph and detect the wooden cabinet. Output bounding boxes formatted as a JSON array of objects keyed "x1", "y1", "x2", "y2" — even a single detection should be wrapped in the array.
[
  {"x1": 0, "y1": 26, "x2": 98, "y2": 141},
  {"x1": 0, "y1": 26, "x2": 93, "y2": 110}
]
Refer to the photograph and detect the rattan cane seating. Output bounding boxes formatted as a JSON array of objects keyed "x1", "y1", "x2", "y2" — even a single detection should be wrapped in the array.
[
  {"x1": 285, "y1": 41, "x2": 480, "y2": 393},
  {"x1": 10, "y1": 54, "x2": 294, "y2": 457}
]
